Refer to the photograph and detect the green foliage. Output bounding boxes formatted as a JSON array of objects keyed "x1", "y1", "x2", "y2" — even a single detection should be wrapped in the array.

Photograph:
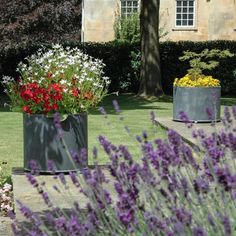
[
  {"x1": 0, "y1": 0, "x2": 82, "y2": 49},
  {"x1": 0, "y1": 163, "x2": 10, "y2": 187},
  {"x1": 114, "y1": 11, "x2": 168, "y2": 43},
  {"x1": 114, "y1": 13, "x2": 140, "y2": 43},
  {"x1": 179, "y1": 49, "x2": 234, "y2": 80},
  {"x1": 1, "y1": 40, "x2": 236, "y2": 95},
  {"x1": 130, "y1": 50, "x2": 141, "y2": 82}
]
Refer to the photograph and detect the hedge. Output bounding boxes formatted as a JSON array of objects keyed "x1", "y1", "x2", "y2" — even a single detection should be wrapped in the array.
[{"x1": 1, "y1": 40, "x2": 236, "y2": 95}]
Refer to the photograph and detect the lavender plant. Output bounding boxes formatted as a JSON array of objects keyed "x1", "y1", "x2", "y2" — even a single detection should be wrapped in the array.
[{"x1": 10, "y1": 104, "x2": 236, "y2": 236}]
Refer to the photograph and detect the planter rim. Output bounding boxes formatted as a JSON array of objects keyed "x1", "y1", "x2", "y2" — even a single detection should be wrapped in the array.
[
  {"x1": 173, "y1": 86, "x2": 221, "y2": 89},
  {"x1": 23, "y1": 112, "x2": 87, "y2": 116}
]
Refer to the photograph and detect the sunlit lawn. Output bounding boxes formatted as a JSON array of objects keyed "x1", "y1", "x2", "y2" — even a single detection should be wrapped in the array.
[
  {"x1": 1, "y1": 93, "x2": 235, "y2": 176},
  {"x1": 0, "y1": 94, "x2": 173, "y2": 176}
]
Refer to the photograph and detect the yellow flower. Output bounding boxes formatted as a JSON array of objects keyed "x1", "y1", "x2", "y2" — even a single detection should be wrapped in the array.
[{"x1": 174, "y1": 74, "x2": 220, "y2": 87}]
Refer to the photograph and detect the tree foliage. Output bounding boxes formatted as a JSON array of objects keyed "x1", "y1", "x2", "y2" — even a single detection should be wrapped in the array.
[
  {"x1": 180, "y1": 49, "x2": 234, "y2": 80},
  {"x1": 0, "y1": 0, "x2": 82, "y2": 49}
]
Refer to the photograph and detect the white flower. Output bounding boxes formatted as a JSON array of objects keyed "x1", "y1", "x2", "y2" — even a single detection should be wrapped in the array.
[
  {"x1": 52, "y1": 44, "x2": 61, "y2": 49},
  {"x1": 2, "y1": 76, "x2": 14, "y2": 84},
  {"x1": 60, "y1": 80, "x2": 67, "y2": 85},
  {"x1": 3, "y1": 183, "x2": 12, "y2": 191}
]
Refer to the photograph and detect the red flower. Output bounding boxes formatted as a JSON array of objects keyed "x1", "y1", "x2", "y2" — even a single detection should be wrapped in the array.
[
  {"x1": 23, "y1": 106, "x2": 32, "y2": 114},
  {"x1": 47, "y1": 72, "x2": 53, "y2": 78},
  {"x1": 83, "y1": 91, "x2": 94, "y2": 100},
  {"x1": 72, "y1": 88, "x2": 80, "y2": 97}
]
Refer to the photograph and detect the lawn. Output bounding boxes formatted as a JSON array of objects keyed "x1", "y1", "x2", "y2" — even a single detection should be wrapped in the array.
[
  {"x1": 1, "y1": 93, "x2": 235, "y2": 177},
  {"x1": 0, "y1": 94, "x2": 171, "y2": 176}
]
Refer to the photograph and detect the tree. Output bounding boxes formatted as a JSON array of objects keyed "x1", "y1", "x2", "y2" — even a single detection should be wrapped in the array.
[
  {"x1": 0, "y1": 0, "x2": 82, "y2": 49},
  {"x1": 139, "y1": 0, "x2": 163, "y2": 96}
]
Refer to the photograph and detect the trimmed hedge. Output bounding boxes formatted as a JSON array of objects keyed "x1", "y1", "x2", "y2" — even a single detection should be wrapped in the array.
[
  {"x1": 1, "y1": 40, "x2": 236, "y2": 95},
  {"x1": 0, "y1": 41, "x2": 140, "y2": 94},
  {"x1": 160, "y1": 41, "x2": 236, "y2": 95}
]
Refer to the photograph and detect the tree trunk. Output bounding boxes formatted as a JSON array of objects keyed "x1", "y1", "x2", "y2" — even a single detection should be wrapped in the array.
[{"x1": 139, "y1": 0, "x2": 163, "y2": 96}]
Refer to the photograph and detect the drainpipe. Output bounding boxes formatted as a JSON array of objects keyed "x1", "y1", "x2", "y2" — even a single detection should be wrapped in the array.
[{"x1": 81, "y1": 0, "x2": 85, "y2": 43}]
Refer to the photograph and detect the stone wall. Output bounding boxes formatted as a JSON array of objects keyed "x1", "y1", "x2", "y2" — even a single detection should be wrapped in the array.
[
  {"x1": 160, "y1": 0, "x2": 236, "y2": 41},
  {"x1": 82, "y1": 0, "x2": 117, "y2": 42},
  {"x1": 82, "y1": 0, "x2": 236, "y2": 42}
]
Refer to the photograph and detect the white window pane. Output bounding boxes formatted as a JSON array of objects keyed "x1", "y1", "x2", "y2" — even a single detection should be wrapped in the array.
[
  {"x1": 183, "y1": 7, "x2": 187, "y2": 13},
  {"x1": 127, "y1": 1, "x2": 132, "y2": 6},
  {"x1": 176, "y1": 20, "x2": 181, "y2": 26},
  {"x1": 183, "y1": 14, "x2": 187, "y2": 19},
  {"x1": 177, "y1": 8, "x2": 181, "y2": 13},
  {"x1": 188, "y1": 20, "x2": 193, "y2": 25},
  {"x1": 189, "y1": 14, "x2": 193, "y2": 19},
  {"x1": 177, "y1": 1, "x2": 182, "y2": 7},
  {"x1": 176, "y1": 14, "x2": 181, "y2": 19},
  {"x1": 182, "y1": 20, "x2": 187, "y2": 25},
  {"x1": 183, "y1": 1, "x2": 188, "y2": 7},
  {"x1": 189, "y1": 1, "x2": 194, "y2": 6}
]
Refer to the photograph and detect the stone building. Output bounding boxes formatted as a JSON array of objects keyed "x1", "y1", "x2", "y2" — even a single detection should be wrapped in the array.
[{"x1": 81, "y1": 0, "x2": 236, "y2": 42}]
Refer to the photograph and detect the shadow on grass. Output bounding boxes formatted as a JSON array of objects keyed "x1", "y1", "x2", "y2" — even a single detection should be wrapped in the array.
[
  {"x1": 1, "y1": 93, "x2": 235, "y2": 114},
  {"x1": 0, "y1": 94, "x2": 10, "y2": 112},
  {"x1": 221, "y1": 97, "x2": 236, "y2": 106},
  {"x1": 89, "y1": 93, "x2": 173, "y2": 115}
]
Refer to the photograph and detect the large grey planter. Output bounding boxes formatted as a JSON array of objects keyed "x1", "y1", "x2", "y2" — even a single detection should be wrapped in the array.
[
  {"x1": 173, "y1": 86, "x2": 221, "y2": 122},
  {"x1": 23, "y1": 113, "x2": 88, "y2": 172}
]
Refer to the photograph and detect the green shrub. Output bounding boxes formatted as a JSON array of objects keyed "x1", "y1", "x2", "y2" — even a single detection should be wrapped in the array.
[
  {"x1": 114, "y1": 13, "x2": 140, "y2": 44},
  {"x1": 1, "y1": 40, "x2": 236, "y2": 95}
]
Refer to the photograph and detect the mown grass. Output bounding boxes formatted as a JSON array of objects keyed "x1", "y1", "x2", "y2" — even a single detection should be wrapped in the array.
[
  {"x1": 0, "y1": 94, "x2": 171, "y2": 176},
  {"x1": 0, "y1": 93, "x2": 235, "y2": 177}
]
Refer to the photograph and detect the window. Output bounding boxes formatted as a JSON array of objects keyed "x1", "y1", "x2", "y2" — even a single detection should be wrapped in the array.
[
  {"x1": 176, "y1": 0, "x2": 195, "y2": 27},
  {"x1": 121, "y1": 0, "x2": 139, "y2": 17}
]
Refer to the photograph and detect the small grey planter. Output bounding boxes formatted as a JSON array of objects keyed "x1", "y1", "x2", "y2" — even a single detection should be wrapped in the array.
[
  {"x1": 23, "y1": 113, "x2": 88, "y2": 173},
  {"x1": 173, "y1": 86, "x2": 221, "y2": 122}
]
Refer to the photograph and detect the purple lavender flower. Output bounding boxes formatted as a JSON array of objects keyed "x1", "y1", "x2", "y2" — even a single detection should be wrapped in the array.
[
  {"x1": 224, "y1": 106, "x2": 232, "y2": 124},
  {"x1": 136, "y1": 135, "x2": 142, "y2": 143},
  {"x1": 192, "y1": 226, "x2": 208, "y2": 236},
  {"x1": 112, "y1": 100, "x2": 120, "y2": 113},
  {"x1": 207, "y1": 213, "x2": 216, "y2": 228},
  {"x1": 47, "y1": 160, "x2": 56, "y2": 174},
  {"x1": 221, "y1": 215, "x2": 231, "y2": 235},
  {"x1": 58, "y1": 173, "x2": 66, "y2": 186},
  {"x1": 26, "y1": 173, "x2": 39, "y2": 188},
  {"x1": 214, "y1": 166, "x2": 231, "y2": 191},
  {"x1": 168, "y1": 129, "x2": 181, "y2": 144},
  {"x1": 173, "y1": 207, "x2": 192, "y2": 226},
  {"x1": 206, "y1": 107, "x2": 214, "y2": 120},
  {"x1": 92, "y1": 146, "x2": 98, "y2": 159},
  {"x1": 150, "y1": 111, "x2": 156, "y2": 123},
  {"x1": 232, "y1": 106, "x2": 236, "y2": 120},
  {"x1": 179, "y1": 111, "x2": 193, "y2": 128},
  {"x1": 16, "y1": 200, "x2": 41, "y2": 227},
  {"x1": 53, "y1": 112, "x2": 64, "y2": 138},
  {"x1": 98, "y1": 106, "x2": 107, "y2": 115},
  {"x1": 41, "y1": 192, "x2": 52, "y2": 207},
  {"x1": 119, "y1": 145, "x2": 133, "y2": 161},
  {"x1": 29, "y1": 160, "x2": 41, "y2": 175},
  {"x1": 69, "y1": 171, "x2": 80, "y2": 188},
  {"x1": 193, "y1": 177, "x2": 209, "y2": 194}
]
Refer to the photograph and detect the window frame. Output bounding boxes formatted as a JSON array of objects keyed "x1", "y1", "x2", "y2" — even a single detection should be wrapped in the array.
[
  {"x1": 120, "y1": 0, "x2": 139, "y2": 18},
  {"x1": 175, "y1": 0, "x2": 196, "y2": 29}
]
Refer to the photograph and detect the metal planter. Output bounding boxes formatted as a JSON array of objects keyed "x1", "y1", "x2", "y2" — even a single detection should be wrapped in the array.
[
  {"x1": 173, "y1": 86, "x2": 221, "y2": 122},
  {"x1": 23, "y1": 113, "x2": 88, "y2": 172}
]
